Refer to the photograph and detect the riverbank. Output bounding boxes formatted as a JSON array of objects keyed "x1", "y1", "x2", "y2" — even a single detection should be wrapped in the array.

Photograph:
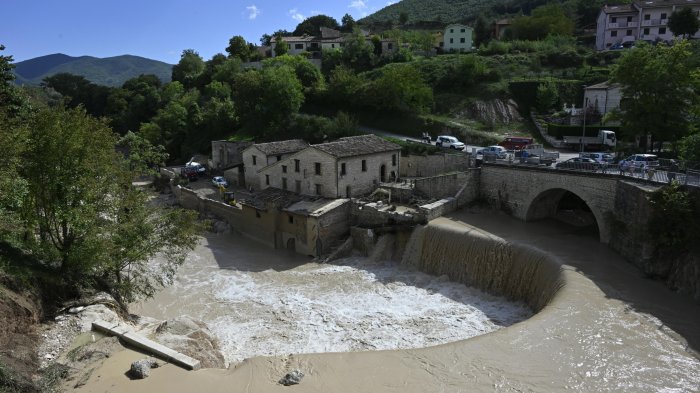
[{"x1": 68, "y1": 209, "x2": 700, "y2": 392}]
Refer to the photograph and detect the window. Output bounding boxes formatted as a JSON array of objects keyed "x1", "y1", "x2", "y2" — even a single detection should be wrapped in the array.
[
  {"x1": 282, "y1": 165, "x2": 287, "y2": 173},
  {"x1": 331, "y1": 44, "x2": 335, "y2": 48},
  {"x1": 346, "y1": 186, "x2": 351, "y2": 197},
  {"x1": 659, "y1": 27, "x2": 666, "y2": 34},
  {"x1": 314, "y1": 162, "x2": 321, "y2": 175},
  {"x1": 252, "y1": 155, "x2": 257, "y2": 165},
  {"x1": 265, "y1": 174, "x2": 269, "y2": 185},
  {"x1": 450, "y1": 38, "x2": 454, "y2": 43},
  {"x1": 643, "y1": 28, "x2": 650, "y2": 35},
  {"x1": 361, "y1": 160, "x2": 367, "y2": 172},
  {"x1": 392, "y1": 154, "x2": 396, "y2": 166},
  {"x1": 315, "y1": 184, "x2": 322, "y2": 195},
  {"x1": 294, "y1": 159, "x2": 300, "y2": 172},
  {"x1": 255, "y1": 210, "x2": 261, "y2": 218},
  {"x1": 460, "y1": 28, "x2": 465, "y2": 33},
  {"x1": 660, "y1": 13, "x2": 667, "y2": 20},
  {"x1": 288, "y1": 215, "x2": 294, "y2": 224},
  {"x1": 341, "y1": 162, "x2": 346, "y2": 175},
  {"x1": 276, "y1": 155, "x2": 282, "y2": 161},
  {"x1": 295, "y1": 43, "x2": 304, "y2": 49},
  {"x1": 295, "y1": 180, "x2": 301, "y2": 193},
  {"x1": 627, "y1": 30, "x2": 632, "y2": 36},
  {"x1": 450, "y1": 29, "x2": 453, "y2": 33},
  {"x1": 282, "y1": 178, "x2": 287, "y2": 190},
  {"x1": 627, "y1": 16, "x2": 632, "y2": 22},
  {"x1": 611, "y1": 31, "x2": 618, "y2": 37},
  {"x1": 388, "y1": 43, "x2": 393, "y2": 50},
  {"x1": 611, "y1": 17, "x2": 617, "y2": 23},
  {"x1": 460, "y1": 37, "x2": 465, "y2": 43},
  {"x1": 644, "y1": 14, "x2": 650, "y2": 20}
]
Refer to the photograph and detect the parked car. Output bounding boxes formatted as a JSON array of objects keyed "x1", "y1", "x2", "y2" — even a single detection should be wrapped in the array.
[
  {"x1": 581, "y1": 152, "x2": 614, "y2": 164},
  {"x1": 186, "y1": 161, "x2": 207, "y2": 174},
  {"x1": 618, "y1": 154, "x2": 659, "y2": 172},
  {"x1": 609, "y1": 42, "x2": 624, "y2": 50},
  {"x1": 211, "y1": 176, "x2": 229, "y2": 188},
  {"x1": 435, "y1": 135, "x2": 466, "y2": 150},
  {"x1": 477, "y1": 145, "x2": 507, "y2": 159},
  {"x1": 556, "y1": 157, "x2": 601, "y2": 171}
]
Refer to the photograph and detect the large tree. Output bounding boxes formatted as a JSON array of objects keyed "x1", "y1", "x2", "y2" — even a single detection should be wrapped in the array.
[
  {"x1": 510, "y1": 3, "x2": 575, "y2": 40},
  {"x1": 171, "y1": 49, "x2": 205, "y2": 89},
  {"x1": 20, "y1": 106, "x2": 199, "y2": 303},
  {"x1": 293, "y1": 15, "x2": 340, "y2": 36},
  {"x1": 341, "y1": 13, "x2": 356, "y2": 32},
  {"x1": 226, "y1": 35, "x2": 251, "y2": 62},
  {"x1": 611, "y1": 40, "x2": 700, "y2": 151},
  {"x1": 473, "y1": 15, "x2": 491, "y2": 48},
  {"x1": 668, "y1": 7, "x2": 700, "y2": 39}
]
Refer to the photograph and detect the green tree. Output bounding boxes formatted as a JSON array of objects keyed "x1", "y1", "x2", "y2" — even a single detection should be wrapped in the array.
[
  {"x1": 399, "y1": 12, "x2": 409, "y2": 26},
  {"x1": 226, "y1": 35, "x2": 251, "y2": 61},
  {"x1": 342, "y1": 28, "x2": 376, "y2": 72},
  {"x1": 612, "y1": 40, "x2": 700, "y2": 151},
  {"x1": 274, "y1": 35, "x2": 289, "y2": 57},
  {"x1": 259, "y1": 66, "x2": 304, "y2": 131},
  {"x1": 536, "y1": 81, "x2": 559, "y2": 113},
  {"x1": 341, "y1": 13, "x2": 356, "y2": 32},
  {"x1": 263, "y1": 55, "x2": 324, "y2": 91},
  {"x1": 293, "y1": 15, "x2": 340, "y2": 36},
  {"x1": 474, "y1": 15, "x2": 491, "y2": 47},
  {"x1": 362, "y1": 65, "x2": 433, "y2": 113},
  {"x1": 117, "y1": 131, "x2": 168, "y2": 175},
  {"x1": 171, "y1": 49, "x2": 205, "y2": 89},
  {"x1": 510, "y1": 4, "x2": 575, "y2": 40},
  {"x1": 668, "y1": 7, "x2": 700, "y2": 39},
  {"x1": 679, "y1": 133, "x2": 700, "y2": 162},
  {"x1": 20, "y1": 106, "x2": 199, "y2": 303}
]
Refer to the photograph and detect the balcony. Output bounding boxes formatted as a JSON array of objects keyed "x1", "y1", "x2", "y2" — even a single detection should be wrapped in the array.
[{"x1": 642, "y1": 19, "x2": 661, "y2": 26}]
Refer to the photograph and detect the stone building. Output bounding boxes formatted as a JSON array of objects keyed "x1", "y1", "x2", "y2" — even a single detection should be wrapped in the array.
[
  {"x1": 242, "y1": 139, "x2": 309, "y2": 190},
  {"x1": 255, "y1": 134, "x2": 401, "y2": 198}
]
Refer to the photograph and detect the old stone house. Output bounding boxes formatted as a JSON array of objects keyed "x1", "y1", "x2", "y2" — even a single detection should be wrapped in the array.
[
  {"x1": 252, "y1": 134, "x2": 401, "y2": 198},
  {"x1": 242, "y1": 139, "x2": 309, "y2": 190}
]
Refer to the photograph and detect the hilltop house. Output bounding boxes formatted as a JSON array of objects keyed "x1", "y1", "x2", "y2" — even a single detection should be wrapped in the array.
[
  {"x1": 595, "y1": 0, "x2": 700, "y2": 50},
  {"x1": 274, "y1": 27, "x2": 397, "y2": 58},
  {"x1": 246, "y1": 134, "x2": 401, "y2": 198},
  {"x1": 441, "y1": 24, "x2": 473, "y2": 52},
  {"x1": 242, "y1": 139, "x2": 309, "y2": 190},
  {"x1": 583, "y1": 82, "x2": 622, "y2": 118}
]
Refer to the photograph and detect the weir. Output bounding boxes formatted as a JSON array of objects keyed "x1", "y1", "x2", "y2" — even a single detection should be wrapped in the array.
[{"x1": 397, "y1": 218, "x2": 564, "y2": 312}]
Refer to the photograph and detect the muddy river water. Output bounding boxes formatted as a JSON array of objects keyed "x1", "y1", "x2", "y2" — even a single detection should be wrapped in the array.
[{"x1": 84, "y1": 209, "x2": 699, "y2": 392}]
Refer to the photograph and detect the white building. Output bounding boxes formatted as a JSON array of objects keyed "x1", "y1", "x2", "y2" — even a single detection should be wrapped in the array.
[
  {"x1": 442, "y1": 24, "x2": 473, "y2": 52},
  {"x1": 596, "y1": 0, "x2": 700, "y2": 50},
  {"x1": 584, "y1": 82, "x2": 622, "y2": 116}
]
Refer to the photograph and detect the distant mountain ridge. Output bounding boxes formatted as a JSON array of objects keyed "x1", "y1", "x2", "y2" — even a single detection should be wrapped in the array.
[{"x1": 13, "y1": 53, "x2": 173, "y2": 87}]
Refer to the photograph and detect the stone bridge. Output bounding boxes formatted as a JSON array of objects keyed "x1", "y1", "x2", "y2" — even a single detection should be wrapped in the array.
[{"x1": 479, "y1": 164, "x2": 621, "y2": 243}]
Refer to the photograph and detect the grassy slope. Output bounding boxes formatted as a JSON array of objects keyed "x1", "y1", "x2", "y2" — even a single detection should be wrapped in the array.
[{"x1": 13, "y1": 54, "x2": 173, "y2": 87}]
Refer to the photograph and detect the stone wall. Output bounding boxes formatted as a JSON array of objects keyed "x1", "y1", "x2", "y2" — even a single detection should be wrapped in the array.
[
  {"x1": 400, "y1": 153, "x2": 469, "y2": 178},
  {"x1": 414, "y1": 170, "x2": 479, "y2": 202},
  {"x1": 608, "y1": 181, "x2": 656, "y2": 265}
]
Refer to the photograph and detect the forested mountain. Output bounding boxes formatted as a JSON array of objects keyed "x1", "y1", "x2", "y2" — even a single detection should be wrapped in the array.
[
  {"x1": 359, "y1": 0, "x2": 611, "y2": 29},
  {"x1": 13, "y1": 53, "x2": 173, "y2": 87}
]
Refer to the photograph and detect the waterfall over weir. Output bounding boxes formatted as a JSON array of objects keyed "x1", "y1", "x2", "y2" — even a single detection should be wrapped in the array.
[{"x1": 399, "y1": 219, "x2": 564, "y2": 312}]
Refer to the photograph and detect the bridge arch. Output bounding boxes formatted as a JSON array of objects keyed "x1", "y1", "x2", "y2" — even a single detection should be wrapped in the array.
[{"x1": 524, "y1": 187, "x2": 606, "y2": 241}]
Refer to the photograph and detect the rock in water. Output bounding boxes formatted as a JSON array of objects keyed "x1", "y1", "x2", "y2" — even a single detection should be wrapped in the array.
[
  {"x1": 129, "y1": 359, "x2": 158, "y2": 379},
  {"x1": 279, "y1": 369, "x2": 304, "y2": 386}
]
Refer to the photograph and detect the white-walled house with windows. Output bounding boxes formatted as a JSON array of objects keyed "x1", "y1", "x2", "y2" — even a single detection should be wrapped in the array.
[
  {"x1": 441, "y1": 24, "x2": 473, "y2": 52},
  {"x1": 596, "y1": 0, "x2": 700, "y2": 50},
  {"x1": 246, "y1": 134, "x2": 401, "y2": 198}
]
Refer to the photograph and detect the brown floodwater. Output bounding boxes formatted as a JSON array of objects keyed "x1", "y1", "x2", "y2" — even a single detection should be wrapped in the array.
[{"x1": 76, "y1": 208, "x2": 699, "y2": 393}]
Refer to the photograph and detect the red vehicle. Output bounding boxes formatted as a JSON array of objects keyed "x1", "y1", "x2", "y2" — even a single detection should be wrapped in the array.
[{"x1": 498, "y1": 136, "x2": 533, "y2": 150}]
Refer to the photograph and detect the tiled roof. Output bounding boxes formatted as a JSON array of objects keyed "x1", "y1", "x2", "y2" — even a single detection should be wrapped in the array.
[
  {"x1": 313, "y1": 134, "x2": 401, "y2": 158},
  {"x1": 253, "y1": 139, "x2": 309, "y2": 156},
  {"x1": 239, "y1": 187, "x2": 304, "y2": 210},
  {"x1": 635, "y1": 0, "x2": 700, "y2": 8},
  {"x1": 281, "y1": 35, "x2": 316, "y2": 43},
  {"x1": 320, "y1": 26, "x2": 341, "y2": 38},
  {"x1": 585, "y1": 81, "x2": 620, "y2": 90}
]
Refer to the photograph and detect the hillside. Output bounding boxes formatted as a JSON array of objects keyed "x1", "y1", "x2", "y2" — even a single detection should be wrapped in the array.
[
  {"x1": 359, "y1": 0, "x2": 554, "y2": 27},
  {"x1": 13, "y1": 54, "x2": 173, "y2": 87}
]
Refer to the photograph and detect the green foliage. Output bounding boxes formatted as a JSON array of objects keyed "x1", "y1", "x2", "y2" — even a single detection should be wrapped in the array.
[
  {"x1": 263, "y1": 55, "x2": 324, "y2": 92},
  {"x1": 679, "y1": 133, "x2": 700, "y2": 162},
  {"x1": 117, "y1": 131, "x2": 169, "y2": 176},
  {"x1": 474, "y1": 15, "x2": 491, "y2": 47},
  {"x1": 510, "y1": 3, "x2": 575, "y2": 41},
  {"x1": 509, "y1": 79, "x2": 583, "y2": 112},
  {"x1": 13, "y1": 53, "x2": 172, "y2": 88},
  {"x1": 341, "y1": 13, "x2": 356, "y2": 32},
  {"x1": 384, "y1": 137, "x2": 440, "y2": 156},
  {"x1": 362, "y1": 64, "x2": 434, "y2": 114},
  {"x1": 293, "y1": 14, "x2": 340, "y2": 36},
  {"x1": 648, "y1": 183, "x2": 700, "y2": 257},
  {"x1": 536, "y1": 81, "x2": 558, "y2": 112},
  {"x1": 225, "y1": 36, "x2": 251, "y2": 62},
  {"x1": 668, "y1": 7, "x2": 700, "y2": 38},
  {"x1": 171, "y1": 49, "x2": 205, "y2": 90},
  {"x1": 341, "y1": 29, "x2": 377, "y2": 73},
  {"x1": 612, "y1": 40, "x2": 700, "y2": 149},
  {"x1": 274, "y1": 36, "x2": 289, "y2": 57}
]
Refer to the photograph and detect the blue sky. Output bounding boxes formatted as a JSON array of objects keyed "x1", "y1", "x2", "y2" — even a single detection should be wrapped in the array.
[{"x1": 2, "y1": 0, "x2": 397, "y2": 64}]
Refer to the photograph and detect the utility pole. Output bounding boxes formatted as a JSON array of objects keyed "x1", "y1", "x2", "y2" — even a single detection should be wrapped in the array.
[{"x1": 581, "y1": 97, "x2": 588, "y2": 153}]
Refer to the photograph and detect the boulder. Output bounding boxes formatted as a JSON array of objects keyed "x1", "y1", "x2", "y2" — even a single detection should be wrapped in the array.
[
  {"x1": 279, "y1": 369, "x2": 304, "y2": 386},
  {"x1": 129, "y1": 359, "x2": 158, "y2": 379}
]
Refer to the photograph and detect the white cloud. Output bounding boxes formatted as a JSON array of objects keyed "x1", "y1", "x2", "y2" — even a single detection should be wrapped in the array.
[
  {"x1": 289, "y1": 8, "x2": 305, "y2": 22},
  {"x1": 349, "y1": 1, "x2": 367, "y2": 11},
  {"x1": 246, "y1": 5, "x2": 261, "y2": 20}
]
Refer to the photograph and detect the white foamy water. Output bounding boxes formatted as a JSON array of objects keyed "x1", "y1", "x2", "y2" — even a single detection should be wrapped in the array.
[{"x1": 133, "y1": 233, "x2": 531, "y2": 364}]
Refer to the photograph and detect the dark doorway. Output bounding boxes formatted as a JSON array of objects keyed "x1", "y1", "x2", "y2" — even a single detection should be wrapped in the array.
[
  {"x1": 380, "y1": 165, "x2": 386, "y2": 182},
  {"x1": 286, "y1": 238, "x2": 296, "y2": 251}
]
